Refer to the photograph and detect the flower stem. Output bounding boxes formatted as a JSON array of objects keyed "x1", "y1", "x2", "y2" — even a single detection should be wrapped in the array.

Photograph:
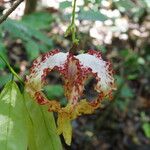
[
  {"x1": 71, "y1": 0, "x2": 76, "y2": 24},
  {"x1": 0, "y1": 54, "x2": 24, "y2": 85},
  {"x1": 71, "y1": 0, "x2": 77, "y2": 42},
  {"x1": 65, "y1": 0, "x2": 79, "y2": 45}
]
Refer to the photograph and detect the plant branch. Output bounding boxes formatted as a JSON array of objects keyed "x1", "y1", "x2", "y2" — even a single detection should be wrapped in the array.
[{"x1": 0, "y1": 0, "x2": 24, "y2": 24}]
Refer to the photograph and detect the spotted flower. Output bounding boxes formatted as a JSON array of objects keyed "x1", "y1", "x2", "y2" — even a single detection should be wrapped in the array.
[{"x1": 25, "y1": 49, "x2": 116, "y2": 145}]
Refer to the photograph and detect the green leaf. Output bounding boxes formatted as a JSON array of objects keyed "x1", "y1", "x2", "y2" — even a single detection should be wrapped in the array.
[
  {"x1": 2, "y1": 19, "x2": 53, "y2": 59},
  {"x1": 59, "y1": 1, "x2": 72, "y2": 9},
  {"x1": 28, "y1": 27, "x2": 53, "y2": 47},
  {"x1": 78, "y1": 10, "x2": 108, "y2": 21},
  {"x1": 39, "y1": 44, "x2": 50, "y2": 53},
  {"x1": 0, "y1": 42, "x2": 8, "y2": 69},
  {"x1": 0, "y1": 81, "x2": 28, "y2": 150},
  {"x1": 121, "y1": 84, "x2": 133, "y2": 98},
  {"x1": 95, "y1": 0, "x2": 102, "y2": 3},
  {"x1": 141, "y1": 112, "x2": 150, "y2": 138},
  {"x1": 115, "y1": 75, "x2": 124, "y2": 86},
  {"x1": 44, "y1": 85, "x2": 64, "y2": 99},
  {"x1": 114, "y1": 0, "x2": 135, "y2": 12},
  {"x1": 22, "y1": 12, "x2": 54, "y2": 30},
  {"x1": 142, "y1": 123, "x2": 150, "y2": 138},
  {"x1": 115, "y1": 98, "x2": 129, "y2": 111},
  {"x1": 2, "y1": 19, "x2": 29, "y2": 41},
  {"x1": 24, "y1": 92, "x2": 62, "y2": 150},
  {"x1": 120, "y1": 49, "x2": 130, "y2": 57},
  {"x1": 0, "y1": 74, "x2": 12, "y2": 88},
  {"x1": 127, "y1": 74, "x2": 138, "y2": 80},
  {"x1": 24, "y1": 41, "x2": 40, "y2": 61}
]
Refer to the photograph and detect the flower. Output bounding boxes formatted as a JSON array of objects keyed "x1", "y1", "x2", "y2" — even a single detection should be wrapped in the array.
[{"x1": 25, "y1": 49, "x2": 116, "y2": 145}]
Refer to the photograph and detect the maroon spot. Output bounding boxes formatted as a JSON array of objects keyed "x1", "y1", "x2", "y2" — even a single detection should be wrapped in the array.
[{"x1": 35, "y1": 92, "x2": 48, "y2": 105}]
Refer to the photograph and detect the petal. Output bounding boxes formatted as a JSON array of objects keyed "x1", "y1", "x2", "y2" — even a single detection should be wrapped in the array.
[
  {"x1": 25, "y1": 50, "x2": 68, "y2": 97},
  {"x1": 62, "y1": 53, "x2": 86, "y2": 105},
  {"x1": 56, "y1": 99, "x2": 100, "y2": 145},
  {"x1": 28, "y1": 49, "x2": 68, "y2": 82},
  {"x1": 75, "y1": 99, "x2": 100, "y2": 115},
  {"x1": 76, "y1": 50, "x2": 116, "y2": 97},
  {"x1": 57, "y1": 105, "x2": 73, "y2": 145},
  {"x1": 57, "y1": 116, "x2": 72, "y2": 145},
  {"x1": 26, "y1": 50, "x2": 86, "y2": 106}
]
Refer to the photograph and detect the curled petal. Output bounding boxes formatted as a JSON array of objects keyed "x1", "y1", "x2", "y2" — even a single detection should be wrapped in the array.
[
  {"x1": 76, "y1": 50, "x2": 116, "y2": 98},
  {"x1": 25, "y1": 50, "x2": 68, "y2": 97},
  {"x1": 28, "y1": 49, "x2": 67, "y2": 82}
]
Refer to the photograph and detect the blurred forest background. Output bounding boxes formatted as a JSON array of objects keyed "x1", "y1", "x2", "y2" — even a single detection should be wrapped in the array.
[{"x1": 0, "y1": 0, "x2": 150, "y2": 150}]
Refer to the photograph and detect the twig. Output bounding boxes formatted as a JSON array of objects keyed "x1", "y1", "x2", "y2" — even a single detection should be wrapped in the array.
[{"x1": 0, "y1": 0, "x2": 24, "y2": 24}]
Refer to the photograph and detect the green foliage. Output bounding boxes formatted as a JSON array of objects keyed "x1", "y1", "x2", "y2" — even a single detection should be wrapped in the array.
[
  {"x1": 22, "y1": 12, "x2": 54, "y2": 30},
  {"x1": 60, "y1": 0, "x2": 150, "y2": 23},
  {"x1": 0, "y1": 42, "x2": 8, "y2": 69},
  {"x1": 44, "y1": 85, "x2": 67, "y2": 106},
  {"x1": 0, "y1": 81, "x2": 28, "y2": 150},
  {"x1": 113, "y1": 0, "x2": 150, "y2": 21},
  {"x1": 114, "y1": 76, "x2": 133, "y2": 111},
  {"x1": 114, "y1": 0, "x2": 135, "y2": 12},
  {"x1": 0, "y1": 74, "x2": 12, "y2": 88},
  {"x1": 116, "y1": 83, "x2": 133, "y2": 111},
  {"x1": 0, "y1": 81, "x2": 62, "y2": 150},
  {"x1": 142, "y1": 123, "x2": 150, "y2": 138},
  {"x1": 78, "y1": 9, "x2": 108, "y2": 21},
  {"x1": 44, "y1": 85, "x2": 64, "y2": 99},
  {"x1": 1, "y1": 18, "x2": 53, "y2": 61},
  {"x1": 141, "y1": 112, "x2": 150, "y2": 138},
  {"x1": 120, "y1": 84, "x2": 133, "y2": 98},
  {"x1": 59, "y1": 1, "x2": 71, "y2": 9},
  {"x1": 59, "y1": 1, "x2": 108, "y2": 21},
  {"x1": 24, "y1": 92, "x2": 62, "y2": 150},
  {"x1": 116, "y1": 84, "x2": 133, "y2": 110},
  {"x1": 24, "y1": 40, "x2": 40, "y2": 60}
]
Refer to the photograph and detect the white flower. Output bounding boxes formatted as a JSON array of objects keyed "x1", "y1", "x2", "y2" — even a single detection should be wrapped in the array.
[{"x1": 25, "y1": 49, "x2": 116, "y2": 145}]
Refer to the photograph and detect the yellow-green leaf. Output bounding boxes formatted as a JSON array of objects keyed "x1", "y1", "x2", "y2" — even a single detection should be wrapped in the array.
[{"x1": 24, "y1": 92, "x2": 62, "y2": 150}]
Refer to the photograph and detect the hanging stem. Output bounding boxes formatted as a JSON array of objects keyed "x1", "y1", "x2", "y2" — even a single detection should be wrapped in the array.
[
  {"x1": 65, "y1": 0, "x2": 79, "y2": 45},
  {"x1": 0, "y1": 54, "x2": 24, "y2": 85},
  {"x1": 71, "y1": 0, "x2": 77, "y2": 43},
  {"x1": 71, "y1": 0, "x2": 76, "y2": 25}
]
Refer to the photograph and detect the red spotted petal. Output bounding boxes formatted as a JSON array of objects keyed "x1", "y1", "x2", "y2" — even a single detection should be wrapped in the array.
[
  {"x1": 25, "y1": 50, "x2": 68, "y2": 96},
  {"x1": 76, "y1": 50, "x2": 116, "y2": 98}
]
